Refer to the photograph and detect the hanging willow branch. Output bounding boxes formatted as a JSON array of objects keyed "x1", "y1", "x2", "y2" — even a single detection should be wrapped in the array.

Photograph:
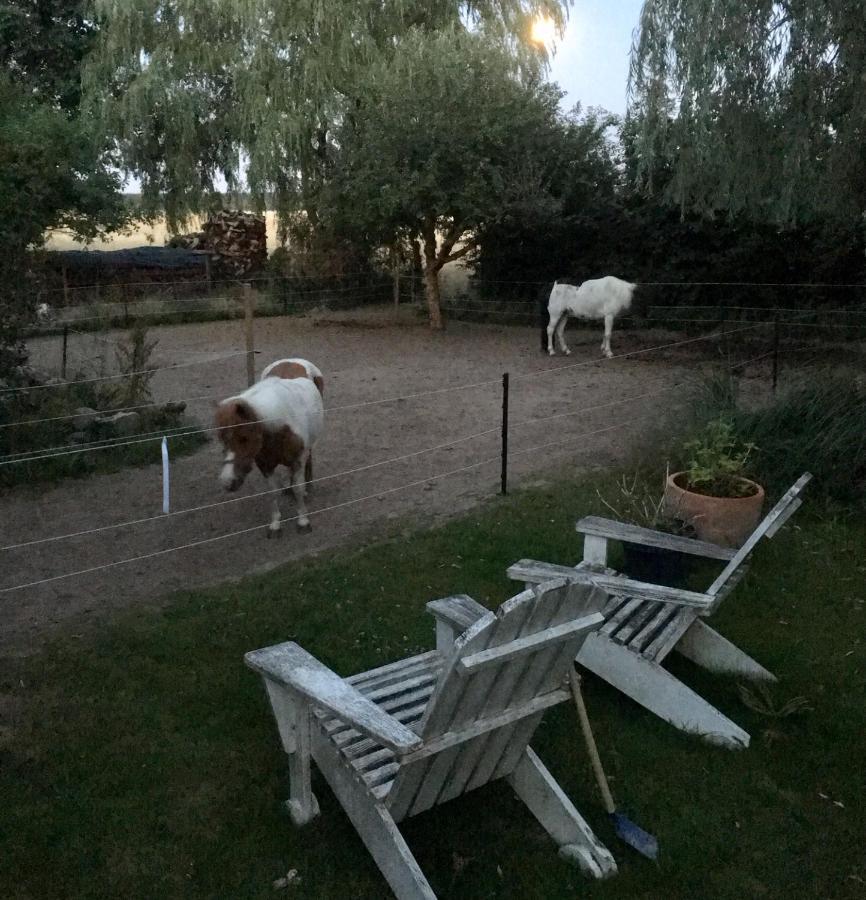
[
  {"x1": 628, "y1": 0, "x2": 866, "y2": 225},
  {"x1": 85, "y1": 0, "x2": 571, "y2": 230}
]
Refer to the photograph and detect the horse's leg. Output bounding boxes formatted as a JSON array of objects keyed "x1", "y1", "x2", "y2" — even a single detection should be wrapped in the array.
[
  {"x1": 292, "y1": 453, "x2": 312, "y2": 533},
  {"x1": 546, "y1": 311, "x2": 558, "y2": 356},
  {"x1": 263, "y1": 471, "x2": 284, "y2": 538},
  {"x1": 556, "y1": 314, "x2": 571, "y2": 356},
  {"x1": 602, "y1": 315, "x2": 614, "y2": 358},
  {"x1": 304, "y1": 452, "x2": 313, "y2": 496}
]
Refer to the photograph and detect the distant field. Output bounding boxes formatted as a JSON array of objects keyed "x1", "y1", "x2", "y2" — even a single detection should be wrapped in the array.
[
  {"x1": 44, "y1": 212, "x2": 285, "y2": 253},
  {"x1": 43, "y1": 212, "x2": 472, "y2": 294}
]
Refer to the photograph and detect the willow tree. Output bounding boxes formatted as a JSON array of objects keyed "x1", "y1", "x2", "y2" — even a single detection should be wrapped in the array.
[
  {"x1": 628, "y1": 0, "x2": 866, "y2": 225},
  {"x1": 86, "y1": 1, "x2": 569, "y2": 234}
]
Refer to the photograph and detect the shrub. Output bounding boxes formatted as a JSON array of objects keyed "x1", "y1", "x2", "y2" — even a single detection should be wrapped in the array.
[
  {"x1": 111, "y1": 322, "x2": 158, "y2": 408},
  {"x1": 681, "y1": 371, "x2": 866, "y2": 506},
  {"x1": 0, "y1": 339, "x2": 206, "y2": 489},
  {"x1": 732, "y1": 373, "x2": 866, "y2": 505}
]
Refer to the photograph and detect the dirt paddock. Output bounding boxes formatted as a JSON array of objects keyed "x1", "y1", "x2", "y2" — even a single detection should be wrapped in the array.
[{"x1": 3, "y1": 306, "x2": 751, "y2": 660}]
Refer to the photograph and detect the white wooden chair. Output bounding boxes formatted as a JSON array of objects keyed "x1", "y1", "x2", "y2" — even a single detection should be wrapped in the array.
[
  {"x1": 245, "y1": 579, "x2": 618, "y2": 900},
  {"x1": 507, "y1": 474, "x2": 812, "y2": 750}
]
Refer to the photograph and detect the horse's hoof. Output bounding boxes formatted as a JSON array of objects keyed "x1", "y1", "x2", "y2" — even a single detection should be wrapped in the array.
[
  {"x1": 296, "y1": 521, "x2": 312, "y2": 534},
  {"x1": 547, "y1": 350, "x2": 555, "y2": 357},
  {"x1": 267, "y1": 527, "x2": 282, "y2": 540},
  {"x1": 563, "y1": 349, "x2": 571, "y2": 356}
]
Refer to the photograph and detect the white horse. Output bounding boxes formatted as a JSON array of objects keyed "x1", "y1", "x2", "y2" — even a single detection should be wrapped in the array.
[
  {"x1": 215, "y1": 361, "x2": 324, "y2": 537},
  {"x1": 35, "y1": 302, "x2": 53, "y2": 325},
  {"x1": 543, "y1": 276, "x2": 636, "y2": 358}
]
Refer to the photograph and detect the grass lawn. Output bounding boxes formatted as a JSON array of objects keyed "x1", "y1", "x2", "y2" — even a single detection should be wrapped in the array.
[{"x1": 2, "y1": 474, "x2": 864, "y2": 898}]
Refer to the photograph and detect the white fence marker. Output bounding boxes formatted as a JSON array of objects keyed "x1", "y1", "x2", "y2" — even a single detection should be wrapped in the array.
[{"x1": 161, "y1": 437, "x2": 170, "y2": 514}]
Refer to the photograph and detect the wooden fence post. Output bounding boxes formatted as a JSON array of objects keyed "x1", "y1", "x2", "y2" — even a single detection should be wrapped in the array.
[
  {"x1": 244, "y1": 282, "x2": 256, "y2": 386},
  {"x1": 501, "y1": 372, "x2": 510, "y2": 495},
  {"x1": 392, "y1": 246, "x2": 400, "y2": 308}
]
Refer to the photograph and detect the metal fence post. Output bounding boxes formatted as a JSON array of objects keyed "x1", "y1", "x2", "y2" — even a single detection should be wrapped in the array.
[
  {"x1": 61, "y1": 323, "x2": 68, "y2": 380},
  {"x1": 501, "y1": 372, "x2": 510, "y2": 495},
  {"x1": 772, "y1": 316, "x2": 780, "y2": 394}
]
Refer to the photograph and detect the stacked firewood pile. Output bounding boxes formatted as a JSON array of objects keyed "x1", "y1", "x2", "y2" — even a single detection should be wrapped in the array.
[{"x1": 169, "y1": 210, "x2": 267, "y2": 275}]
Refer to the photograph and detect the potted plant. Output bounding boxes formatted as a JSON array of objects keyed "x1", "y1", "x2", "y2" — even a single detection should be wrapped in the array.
[
  {"x1": 664, "y1": 418, "x2": 764, "y2": 547},
  {"x1": 597, "y1": 473, "x2": 697, "y2": 585}
]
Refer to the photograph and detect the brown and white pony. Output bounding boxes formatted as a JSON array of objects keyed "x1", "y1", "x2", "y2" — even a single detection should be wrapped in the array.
[{"x1": 215, "y1": 358, "x2": 325, "y2": 537}]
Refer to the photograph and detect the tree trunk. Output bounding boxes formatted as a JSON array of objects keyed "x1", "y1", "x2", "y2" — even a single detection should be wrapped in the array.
[
  {"x1": 423, "y1": 265, "x2": 443, "y2": 330},
  {"x1": 422, "y1": 222, "x2": 444, "y2": 330}
]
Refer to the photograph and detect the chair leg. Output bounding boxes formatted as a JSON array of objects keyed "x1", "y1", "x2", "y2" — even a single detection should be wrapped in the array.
[
  {"x1": 578, "y1": 632, "x2": 751, "y2": 749},
  {"x1": 313, "y1": 736, "x2": 436, "y2": 900},
  {"x1": 507, "y1": 747, "x2": 617, "y2": 879},
  {"x1": 677, "y1": 619, "x2": 777, "y2": 682},
  {"x1": 264, "y1": 682, "x2": 320, "y2": 825}
]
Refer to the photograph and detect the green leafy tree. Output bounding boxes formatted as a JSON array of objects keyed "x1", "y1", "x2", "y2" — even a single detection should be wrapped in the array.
[
  {"x1": 86, "y1": 1, "x2": 569, "y2": 232},
  {"x1": 0, "y1": 1, "x2": 124, "y2": 250},
  {"x1": 0, "y1": 0, "x2": 98, "y2": 110},
  {"x1": 629, "y1": 0, "x2": 866, "y2": 225},
  {"x1": 0, "y1": 77, "x2": 127, "y2": 370},
  {"x1": 0, "y1": 80, "x2": 126, "y2": 258},
  {"x1": 325, "y1": 29, "x2": 567, "y2": 328},
  {"x1": 0, "y1": 2, "x2": 127, "y2": 370}
]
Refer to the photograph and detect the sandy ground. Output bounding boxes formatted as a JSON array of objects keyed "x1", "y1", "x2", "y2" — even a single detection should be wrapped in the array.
[{"x1": 2, "y1": 307, "x2": 723, "y2": 661}]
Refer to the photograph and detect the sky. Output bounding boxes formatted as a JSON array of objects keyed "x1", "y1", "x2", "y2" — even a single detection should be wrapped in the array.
[{"x1": 548, "y1": 0, "x2": 645, "y2": 115}]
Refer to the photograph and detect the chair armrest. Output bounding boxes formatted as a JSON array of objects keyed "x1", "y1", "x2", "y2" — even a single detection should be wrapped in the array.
[
  {"x1": 245, "y1": 642, "x2": 422, "y2": 753},
  {"x1": 507, "y1": 560, "x2": 593, "y2": 586},
  {"x1": 589, "y1": 573, "x2": 713, "y2": 610},
  {"x1": 426, "y1": 594, "x2": 490, "y2": 651},
  {"x1": 426, "y1": 594, "x2": 489, "y2": 632},
  {"x1": 576, "y1": 515, "x2": 736, "y2": 561},
  {"x1": 507, "y1": 559, "x2": 713, "y2": 610}
]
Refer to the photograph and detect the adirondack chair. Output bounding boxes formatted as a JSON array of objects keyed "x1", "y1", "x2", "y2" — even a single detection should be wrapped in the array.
[
  {"x1": 507, "y1": 473, "x2": 812, "y2": 750},
  {"x1": 245, "y1": 579, "x2": 618, "y2": 900}
]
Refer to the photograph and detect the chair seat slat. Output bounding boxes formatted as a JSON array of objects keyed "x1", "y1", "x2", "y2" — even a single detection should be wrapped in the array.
[
  {"x1": 347, "y1": 650, "x2": 442, "y2": 689},
  {"x1": 642, "y1": 607, "x2": 696, "y2": 662},
  {"x1": 625, "y1": 603, "x2": 678, "y2": 654}
]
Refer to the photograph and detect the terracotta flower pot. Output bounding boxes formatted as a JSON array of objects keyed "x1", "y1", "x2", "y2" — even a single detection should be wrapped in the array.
[{"x1": 664, "y1": 472, "x2": 765, "y2": 548}]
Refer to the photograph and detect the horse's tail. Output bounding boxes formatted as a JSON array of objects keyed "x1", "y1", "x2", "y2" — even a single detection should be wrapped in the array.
[
  {"x1": 539, "y1": 295, "x2": 549, "y2": 352},
  {"x1": 539, "y1": 282, "x2": 555, "y2": 352}
]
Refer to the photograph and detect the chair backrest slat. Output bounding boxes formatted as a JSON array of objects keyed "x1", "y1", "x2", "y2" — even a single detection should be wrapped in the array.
[
  {"x1": 707, "y1": 473, "x2": 811, "y2": 597},
  {"x1": 386, "y1": 579, "x2": 604, "y2": 821}
]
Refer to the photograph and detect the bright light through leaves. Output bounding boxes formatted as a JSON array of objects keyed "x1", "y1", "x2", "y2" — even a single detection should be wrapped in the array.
[{"x1": 530, "y1": 15, "x2": 556, "y2": 46}]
